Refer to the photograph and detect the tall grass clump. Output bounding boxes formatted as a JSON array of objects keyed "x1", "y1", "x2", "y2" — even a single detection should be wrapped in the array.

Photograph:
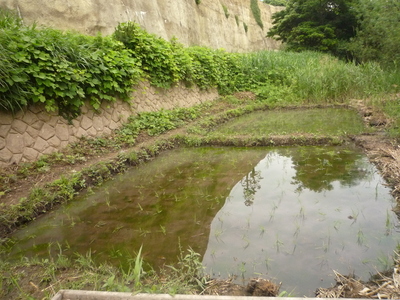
[{"x1": 239, "y1": 50, "x2": 396, "y2": 104}]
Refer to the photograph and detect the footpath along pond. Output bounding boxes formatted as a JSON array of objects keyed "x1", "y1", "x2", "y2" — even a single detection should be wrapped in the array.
[{"x1": 7, "y1": 146, "x2": 400, "y2": 297}]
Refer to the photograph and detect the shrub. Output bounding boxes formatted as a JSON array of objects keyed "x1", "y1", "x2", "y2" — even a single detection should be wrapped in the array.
[
  {"x1": 113, "y1": 22, "x2": 185, "y2": 88},
  {"x1": 0, "y1": 10, "x2": 142, "y2": 120}
]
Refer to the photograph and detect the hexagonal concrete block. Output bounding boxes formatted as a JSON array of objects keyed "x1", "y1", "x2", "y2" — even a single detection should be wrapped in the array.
[
  {"x1": 11, "y1": 119, "x2": 28, "y2": 134},
  {"x1": 33, "y1": 137, "x2": 49, "y2": 152},
  {"x1": 6, "y1": 133, "x2": 24, "y2": 154},
  {"x1": 23, "y1": 147, "x2": 40, "y2": 161},
  {"x1": 39, "y1": 123, "x2": 56, "y2": 140}
]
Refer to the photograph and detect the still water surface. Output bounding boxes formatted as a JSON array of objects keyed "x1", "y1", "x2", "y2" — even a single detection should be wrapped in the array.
[{"x1": 9, "y1": 146, "x2": 400, "y2": 296}]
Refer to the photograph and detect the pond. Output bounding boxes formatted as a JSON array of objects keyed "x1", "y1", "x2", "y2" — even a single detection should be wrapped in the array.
[{"x1": 7, "y1": 146, "x2": 400, "y2": 297}]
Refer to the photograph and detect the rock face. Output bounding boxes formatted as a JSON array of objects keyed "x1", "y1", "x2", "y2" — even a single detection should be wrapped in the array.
[{"x1": 0, "y1": 0, "x2": 283, "y2": 52}]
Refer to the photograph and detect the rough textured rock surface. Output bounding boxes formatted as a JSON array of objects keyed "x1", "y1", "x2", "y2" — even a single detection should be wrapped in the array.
[{"x1": 0, "y1": 0, "x2": 283, "y2": 52}]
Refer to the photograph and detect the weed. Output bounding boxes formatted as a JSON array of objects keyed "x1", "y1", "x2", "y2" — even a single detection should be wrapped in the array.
[
  {"x1": 275, "y1": 234, "x2": 284, "y2": 252},
  {"x1": 357, "y1": 229, "x2": 366, "y2": 246},
  {"x1": 235, "y1": 15, "x2": 239, "y2": 26},
  {"x1": 243, "y1": 22, "x2": 248, "y2": 33},
  {"x1": 250, "y1": 0, "x2": 264, "y2": 29},
  {"x1": 222, "y1": 4, "x2": 229, "y2": 19},
  {"x1": 168, "y1": 246, "x2": 206, "y2": 289},
  {"x1": 133, "y1": 245, "x2": 144, "y2": 289},
  {"x1": 159, "y1": 225, "x2": 167, "y2": 235}
]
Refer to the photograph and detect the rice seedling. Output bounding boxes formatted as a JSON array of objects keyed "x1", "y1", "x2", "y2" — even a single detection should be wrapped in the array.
[
  {"x1": 95, "y1": 221, "x2": 106, "y2": 228},
  {"x1": 259, "y1": 225, "x2": 266, "y2": 237},
  {"x1": 159, "y1": 225, "x2": 167, "y2": 235},
  {"x1": 139, "y1": 228, "x2": 151, "y2": 237},
  {"x1": 275, "y1": 234, "x2": 284, "y2": 253},
  {"x1": 385, "y1": 209, "x2": 392, "y2": 235},
  {"x1": 113, "y1": 225, "x2": 124, "y2": 233},
  {"x1": 238, "y1": 262, "x2": 246, "y2": 279},
  {"x1": 357, "y1": 229, "x2": 366, "y2": 246},
  {"x1": 109, "y1": 248, "x2": 123, "y2": 259},
  {"x1": 376, "y1": 253, "x2": 392, "y2": 272},
  {"x1": 350, "y1": 209, "x2": 359, "y2": 224},
  {"x1": 265, "y1": 256, "x2": 273, "y2": 270},
  {"x1": 333, "y1": 220, "x2": 341, "y2": 231},
  {"x1": 214, "y1": 229, "x2": 224, "y2": 242}
]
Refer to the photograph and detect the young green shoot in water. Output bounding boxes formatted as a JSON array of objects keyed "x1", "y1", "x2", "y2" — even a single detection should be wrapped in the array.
[
  {"x1": 259, "y1": 225, "x2": 266, "y2": 237},
  {"x1": 159, "y1": 225, "x2": 166, "y2": 235},
  {"x1": 275, "y1": 234, "x2": 284, "y2": 253},
  {"x1": 357, "y1": 229, "x2": 366, "y2": 246},
  {"x1": 385, "y1": 209, "x2": 392, "y2": 235}
]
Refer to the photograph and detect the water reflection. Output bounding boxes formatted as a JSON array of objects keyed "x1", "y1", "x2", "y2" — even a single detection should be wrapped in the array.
[
  {"x1": 287, "y1": 148, "x2": 370, "y2": 192},
  {"x1": 8, "y1": 147, "x2": 268, "y2": 268},
  {"x1": 6, "y1": 146, "x2": 399, "y2": 297},
  {"x1": 241, "y1": 168, "x2": 262, "y2": 206},
  {"x1": 202, "y1": 147, "x2": 399, "y2": 297}
]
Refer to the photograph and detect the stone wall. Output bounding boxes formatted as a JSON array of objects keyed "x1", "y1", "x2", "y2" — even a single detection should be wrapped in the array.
[
  {"x1": 0, "y1": 82, "x2": 218, "y2": 167},
  {"x1": 0, "y1": 0, "x2": 283, "y2": 52}
]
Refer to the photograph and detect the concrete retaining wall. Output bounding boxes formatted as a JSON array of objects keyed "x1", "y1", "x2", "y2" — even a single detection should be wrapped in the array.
[{"x1": 0, "y1": 82, "x2": 218, "y2": 167}]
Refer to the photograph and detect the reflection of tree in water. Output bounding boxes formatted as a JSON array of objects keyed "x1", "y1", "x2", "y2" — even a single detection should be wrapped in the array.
[
  {"x1": 281, "y1": 147, "x2": 370, "y2": 193},
  {"x1": 241, "y1": 168, "x2": 263, "y2": 206}
]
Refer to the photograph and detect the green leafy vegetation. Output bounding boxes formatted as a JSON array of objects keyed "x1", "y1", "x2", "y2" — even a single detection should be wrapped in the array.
[
  {"x1": 0, "y1": 11, "x2": 142, "y2": 121},
  {"x1": 2, "y1": 6, "x2": 398, "y2": 122},
  {"x1": 267, "y1": 0, "x2": 356, "y2": 55},
  {"x1": 346, "y1": 0, "x2": 400, "y2": 67},
  {"x1": 113, "y1": 22, "x2": 184, "y2": 89},
  {"x1": 261, "y1": 0, "x2": 287, "y2": 6},
  {"x1": 195, "y1": 0, "x2": 201, "y2": 5},
  {"x1": 267, "y1": 0, "x2": 400, "y2": 68}
]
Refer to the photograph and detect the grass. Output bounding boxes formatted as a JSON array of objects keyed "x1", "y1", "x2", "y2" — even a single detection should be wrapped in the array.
[
  {"x1": 212, "y1": 107, "x2": 368, "y2": 136},
  {"x1": 0, "y1": 244, "x2": 206, "y2": 299},
  {"x1": 239, "y1": 51, "x2": 400, "y2": 105}
]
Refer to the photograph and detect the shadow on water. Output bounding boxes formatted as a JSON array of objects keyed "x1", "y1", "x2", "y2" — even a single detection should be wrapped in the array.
[{"x1": 7, "y1": 146, "x2": 400, "y2": 297}]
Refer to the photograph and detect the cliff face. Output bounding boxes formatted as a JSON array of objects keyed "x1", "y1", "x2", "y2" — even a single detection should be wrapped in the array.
[{"x1": 0, "y1": 0, "x2": 282, "y2": 52}]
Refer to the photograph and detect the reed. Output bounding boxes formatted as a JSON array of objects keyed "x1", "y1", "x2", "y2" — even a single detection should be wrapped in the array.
[{"x1": 240, "y1": 50, "x2": 397, "y2": 104}]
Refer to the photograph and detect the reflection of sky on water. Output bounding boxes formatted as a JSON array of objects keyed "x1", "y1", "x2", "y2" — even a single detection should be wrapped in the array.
[{"x1": 202, "y1": 151, "x2": 400, "y2": 297}]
